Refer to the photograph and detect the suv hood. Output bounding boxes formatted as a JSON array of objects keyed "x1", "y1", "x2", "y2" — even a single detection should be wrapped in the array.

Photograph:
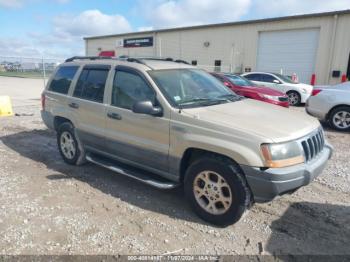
[{"x1": 182, "y1": 99, "x2": 319, "y2": 143}]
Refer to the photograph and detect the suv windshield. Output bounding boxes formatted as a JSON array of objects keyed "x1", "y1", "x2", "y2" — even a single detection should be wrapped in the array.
[
  {"x1": 224, "y1": 74, "x2": 255, "y2": 87},
  {"x1": 274, "y1": 73, "x2": 296, "y2": 84},
  {"x1": 149, "y1": 69, "x2": 242, "y2": 108}
]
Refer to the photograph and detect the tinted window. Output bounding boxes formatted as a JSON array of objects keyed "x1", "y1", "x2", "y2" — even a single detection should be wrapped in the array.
[
  {"x1": 225, "y1": 74, "x2": 255, "y2": 87},
  {"x1": 112, "y1": 70, "x2": 155, "y2": 110},
  {"x1": 261, "y1": 74, "x2": 278, "y2": 83},
  {"x1": 244, "y1": 73, "x2": 261, "y2": 81},
  {"x1": 149, "y1": 69, "x2": 238, "y2": 108},
  {"x1": 49, "y1": 66, "x2": 78, "y2": 94},
  {"x1": 73, "y1": 68, "x2": 109, "y2": 103}
]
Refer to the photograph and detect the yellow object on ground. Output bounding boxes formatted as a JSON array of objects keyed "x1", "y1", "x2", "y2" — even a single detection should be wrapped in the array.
[{"x1": 0, "y1": 96, "x2": 14, "y2": 117}]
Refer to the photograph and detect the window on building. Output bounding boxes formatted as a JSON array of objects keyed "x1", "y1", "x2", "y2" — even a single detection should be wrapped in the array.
[
  {"x1": 191, "y1": 60, "x2": 197, "y2": 66},
  {"x1": 73, "y1": 67, "x2": 109, "y2": 103},
  {"x1": 48, "y1": 66, "x2": 79, "y2": 94},
  {"x1": 214, "y1": 60, "x2": 221, "y2": 72},
  {"x1": 112, "y1": 70, "x2": 156, "y2": 110}
]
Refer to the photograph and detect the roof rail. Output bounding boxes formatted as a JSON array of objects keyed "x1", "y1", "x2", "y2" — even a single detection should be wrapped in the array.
[
  {"x1": 65, "y1": 56, "x2": 114, "y2": 62},
  {"x1": 174, "y1": 59, "x2": 190, "y2": 65}
]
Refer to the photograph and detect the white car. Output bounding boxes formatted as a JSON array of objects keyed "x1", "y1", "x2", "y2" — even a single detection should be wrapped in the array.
[
  {"x1": 242, "y1": 72, "x2": 313, "y2": 106},
  {"x1": 306, "y1": 82, "x2": 350, "y2": 131}
]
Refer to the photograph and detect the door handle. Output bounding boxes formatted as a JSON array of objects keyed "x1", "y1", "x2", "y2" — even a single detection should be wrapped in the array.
[
  {"x1": 107, "y1": 112, "x2": 122, "y2": 120},
  {"x1": 68, "y1": 102, "x2": 79, "y2": 109}
]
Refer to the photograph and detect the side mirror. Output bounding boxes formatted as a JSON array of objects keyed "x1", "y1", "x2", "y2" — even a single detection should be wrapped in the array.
[
  {"x1": 132, "y1": 100, "x2": 163, "y2": 116},
  {"x1": 273, "y1": 79, "x2": 281, "y2": 84}
]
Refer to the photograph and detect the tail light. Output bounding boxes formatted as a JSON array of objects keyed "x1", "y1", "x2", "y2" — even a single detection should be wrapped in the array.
[
  {"x1": 311, "y1": 89, "x2": 322, "y2": 96},
  {"x1": 223, "y1": 82, "x2": 231, "y2": 87},
  {"x1": 41, "y1": 93, "x2": 46, "y2": 110}
]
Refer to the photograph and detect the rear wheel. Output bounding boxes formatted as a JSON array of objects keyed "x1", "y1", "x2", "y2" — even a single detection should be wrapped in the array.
[
  {"x1": 329, "y1": 106, "x2": 350, "y2": 131},
  {"x1": 57, "y1": 122, "x2": 85, "y2": 165},
  {"x1": 287, "y1": 91, "x2": 301, "y2": 106},
  {"x1": 184, "y1": 156, "x2": 251, "y2": 227}
]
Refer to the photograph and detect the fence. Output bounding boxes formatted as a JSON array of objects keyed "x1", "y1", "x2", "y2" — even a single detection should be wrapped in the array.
[
  {"x1": 0, "y1": 56, "x2": 63, "y2": 86},
  {"x1": 0, "y1": 56, "x2": 236, "y2": 82}
]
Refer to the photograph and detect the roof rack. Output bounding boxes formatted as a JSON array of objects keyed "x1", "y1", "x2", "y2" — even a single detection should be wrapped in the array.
[{"x1": 64, "y1": 56, "x2": 190, "y2": 68}]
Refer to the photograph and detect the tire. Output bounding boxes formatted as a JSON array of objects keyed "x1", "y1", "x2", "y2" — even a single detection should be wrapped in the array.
[
  {"x1": 287, "y1": 91, "x2": 301, "y2": 106},
  {"x1": 57, "y1": 122, "x2": 85, "y2": 165},
  {"x1": 329, "y1": 106, "x2": 350, "y2": 131},
  {"x1": 184, "y1": 155, "x2": 251, "y2": 227}
]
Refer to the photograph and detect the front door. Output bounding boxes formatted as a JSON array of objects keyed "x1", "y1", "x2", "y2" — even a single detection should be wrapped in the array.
[{"x1": 104, "y1": 67, "x2": 170, "y2": 173}]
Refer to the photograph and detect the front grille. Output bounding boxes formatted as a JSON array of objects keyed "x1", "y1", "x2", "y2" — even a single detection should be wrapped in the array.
[
  {"x1": 278, "y1": 97, "x2": 289, "y2": 102},
  {"x1": 300, "y1": 129, "x2": 325, "y2": 162}
]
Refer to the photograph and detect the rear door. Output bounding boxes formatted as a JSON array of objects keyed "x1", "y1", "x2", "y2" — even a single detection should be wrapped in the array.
[
  {"x1": 68, "y1": 64, "x2": 111, "y2": 151},
  {"x1": 104, "y1": 66, "x2": 170, "y2": 173}
]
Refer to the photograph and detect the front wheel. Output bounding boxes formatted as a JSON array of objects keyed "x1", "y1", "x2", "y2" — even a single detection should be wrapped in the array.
[
  {"x1": 184, "y1": 156, "x2": 251, "y2": 227},
  {"x1": 287, "y1": 91, "x2": 301, "y2": 106}
]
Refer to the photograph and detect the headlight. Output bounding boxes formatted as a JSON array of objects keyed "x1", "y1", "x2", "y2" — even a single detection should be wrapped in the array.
[
  {"x1": 261, "y1": 141, "x2": 304, "y2": 168},
  {"x1": 260, "y1": 94, "x2": 280, "y2": 101}
]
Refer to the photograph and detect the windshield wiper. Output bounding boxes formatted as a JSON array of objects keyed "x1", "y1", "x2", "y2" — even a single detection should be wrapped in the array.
[
  {"x1": 178, "y1": 97, "x2": 229, "y2": 108},
  {"x1": 218, "y1": 94, "x2": 245, "y2": 101}
]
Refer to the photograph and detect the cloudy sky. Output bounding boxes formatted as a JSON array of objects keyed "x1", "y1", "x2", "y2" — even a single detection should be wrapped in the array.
[{"x1": 0, "y1": 0, "x2": 349, "y2": 59}]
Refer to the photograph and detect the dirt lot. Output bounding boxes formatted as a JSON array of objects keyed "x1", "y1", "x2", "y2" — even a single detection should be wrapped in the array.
[{"x1": 0, "y1": 76, "x2": 349, "y2": 255}]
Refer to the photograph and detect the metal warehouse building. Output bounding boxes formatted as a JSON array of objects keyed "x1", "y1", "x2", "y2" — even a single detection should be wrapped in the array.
[{"x1": 84, "y1": 10, "x2": 350, "y2": 85}]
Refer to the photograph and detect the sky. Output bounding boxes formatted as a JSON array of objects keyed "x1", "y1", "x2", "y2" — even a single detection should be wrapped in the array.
[{"x1": 0, "y1": 0, "x2": 350, "y2": 59}]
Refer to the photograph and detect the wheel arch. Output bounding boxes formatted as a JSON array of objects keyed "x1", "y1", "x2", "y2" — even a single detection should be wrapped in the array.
[
  {"x1": 326, "y1": 104, "x2": 350, "y2": 121},
  {"x1": 179, "y1": 147, "x2": 247, "y2": 183},
  {"x1": 53, "y1": 116, "x2": 73, "y2": 131}
]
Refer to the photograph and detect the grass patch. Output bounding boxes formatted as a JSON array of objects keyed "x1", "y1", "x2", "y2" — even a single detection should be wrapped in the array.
[{"x1": 0, "y1": 71, "x2": 52, "y2": 78}]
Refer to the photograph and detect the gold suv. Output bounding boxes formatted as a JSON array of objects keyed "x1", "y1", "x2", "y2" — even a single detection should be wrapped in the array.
[{"x1": 41, "y1": 56, "x2": 333, "y2": 226}]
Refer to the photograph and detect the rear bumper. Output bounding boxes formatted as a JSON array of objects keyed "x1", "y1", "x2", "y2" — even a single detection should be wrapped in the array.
[
  {"x1": 241, "y1": 143, "x2": 333, "y2": 203},
  {"x1": 41, "y1": 110, "x2": 55, "y2": 130},
  {"x1": 305, "y1": 102, "x2": 327, "y2": 121}
]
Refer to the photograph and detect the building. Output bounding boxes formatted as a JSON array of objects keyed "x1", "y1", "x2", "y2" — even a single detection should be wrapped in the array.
[{"x1": 84, "y1": 10, "x2": 350, "y2": 85}]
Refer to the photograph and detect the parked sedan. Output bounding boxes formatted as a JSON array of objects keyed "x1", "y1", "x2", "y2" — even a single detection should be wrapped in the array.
[
  {"x1": 242, "y1": 72, "x2": 313, "y2": 106},
  {"x1": 211, "y1": 72, "x2": 289, "y2": 107},
  {"x1": 306, "y1": 82, "x2": 350, "y2": 131}
]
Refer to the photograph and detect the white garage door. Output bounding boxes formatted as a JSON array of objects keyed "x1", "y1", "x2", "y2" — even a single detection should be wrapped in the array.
[{"x1": 256, "y1": 28, "x2": 320, "y2": 84}]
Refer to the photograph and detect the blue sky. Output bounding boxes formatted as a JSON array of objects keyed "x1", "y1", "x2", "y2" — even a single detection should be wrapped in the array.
[{"x1": 0, "y1": 0, "x2": 349, "y2": 58}]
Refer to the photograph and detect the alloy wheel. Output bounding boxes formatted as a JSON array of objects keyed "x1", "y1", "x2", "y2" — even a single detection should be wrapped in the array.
[
  {"x1": 332, "y1": 111, "x2": 350, "y2": 129},
  {"x1": 193, "y1": 171, "x2": 233, "y2": 215},
  {"x1": 60, "y1": 131, "x2": 76, "y2": 159}
]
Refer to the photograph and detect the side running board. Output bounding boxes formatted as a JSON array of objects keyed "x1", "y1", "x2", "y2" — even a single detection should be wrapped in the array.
[{"x1": 86, "y1": 153, "x2": 179, "y2": 190}]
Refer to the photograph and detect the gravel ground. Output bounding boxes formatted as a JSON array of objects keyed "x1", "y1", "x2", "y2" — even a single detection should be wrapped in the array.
[{"x1": 0, "y1": 77, "x2": 349, "y2": 255}]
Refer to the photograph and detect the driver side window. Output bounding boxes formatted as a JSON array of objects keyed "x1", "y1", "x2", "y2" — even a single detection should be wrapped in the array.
[{"x1": 112, "y1": 70, "x2": 156, "y2": 110}]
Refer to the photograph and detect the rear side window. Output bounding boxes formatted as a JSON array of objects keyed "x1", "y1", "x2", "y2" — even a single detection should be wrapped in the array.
[
  {"x1": 244, "y1": 73, "x2": 261, "y2": 81},
  {"x1": 73, "y1": 67, "x2": 109, "y2": 103},
  {"x1": 48, "y1": 66, "x2": 78, "y2": 94}
]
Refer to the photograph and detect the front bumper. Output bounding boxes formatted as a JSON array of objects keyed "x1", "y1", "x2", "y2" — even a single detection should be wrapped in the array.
[
  {"x1": 300, "y1": 92, "x2": 311, "y2": 103},
  {"x1": 241, "y1": 143, "x2": 333, "y2": 203}
]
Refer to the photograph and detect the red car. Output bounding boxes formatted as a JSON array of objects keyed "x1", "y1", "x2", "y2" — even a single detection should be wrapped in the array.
[{"x1": 211, "y1": 72, "x2": 289, "y2": 108}]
